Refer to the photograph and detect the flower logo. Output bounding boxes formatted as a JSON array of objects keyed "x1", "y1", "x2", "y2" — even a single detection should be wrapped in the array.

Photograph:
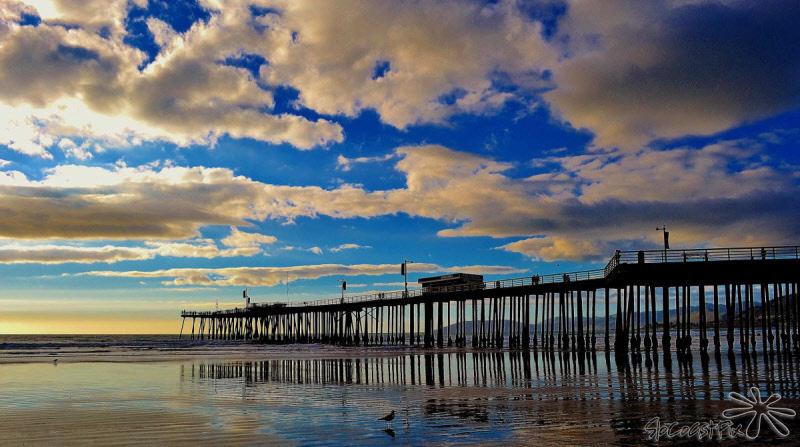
[{"x1": 722, "y1": 387, "x2": 795, "y2": 440}]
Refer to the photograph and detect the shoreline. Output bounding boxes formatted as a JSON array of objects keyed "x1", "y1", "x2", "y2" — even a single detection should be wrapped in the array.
[{"x1": 0, "y1": 343, "x2": 511, "y2": 364}]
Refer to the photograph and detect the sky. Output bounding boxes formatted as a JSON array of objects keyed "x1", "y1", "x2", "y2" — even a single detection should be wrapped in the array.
[{"x1": 0, "y1": 0, "x2": 798, "y2": 333}]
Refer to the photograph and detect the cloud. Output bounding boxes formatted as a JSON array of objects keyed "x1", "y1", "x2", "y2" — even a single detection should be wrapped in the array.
[
  {"x1": 0, "y1": 136, "x2": 797, "y2": 262},
  {"x1": 0, "y1": 1, "x2": 343, "y2": 157},
  {"x1": 147, "y1": 239, "x2": 262, "y2": 259},
  {"x1": 1, "y1": 0, "x2": 559, "y2": 158},
  {"x1": 256, "y1": 0, "x2": 555, "y2": 128},
  {"x1": 498, "y1": 237, "x2": 610, "y2": 263},
  {"x1": 19, "y1": 0, "x2": 137, "y2": 36},
  {"x1": 336, "y1": 153, "x2": 396, "y2": 172},
  {"x1": 57, "y1": 138, "x2": 93, "y2": 160},
  {"x1": 0, "y1": 163, "x2": 270, "y2": 239},
  {"x1": 372, "y1": 281, "x2": 406, "y2": 287},
  {"x1": 79, "y1": 262, "x2": 527, "y2": 286},
  {"x1": 221, "y1": 226, "x2": 277, "y2": 249},
  {"x1": 329, "y1": 243, "x2": 371, "y2": 253},
  {"x1": 0, "y1": 236, "x2": 270, "y2": 264},
  {"x1": 3, "y1": 1, "x2": 798, "y2": 158},
  {"x1": 546, "y1": 0, "x2": 800, "y2": 149},
  {"x1": 0, "y1": 244, "x2": 153, "y2": 264},
  {"x1": 281, "y1": 245, "x2": 323, "y2": 255}
]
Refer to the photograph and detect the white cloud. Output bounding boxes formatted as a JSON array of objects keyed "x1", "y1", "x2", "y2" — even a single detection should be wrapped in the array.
[
  {"x1": 0, "y1": 2, "x2": 343, "y2": 157},
  {"x1": 2, "y1": 0, "x2": 798, "y2": 157},
  {"x1": 221, "y1": 226, "x2": 277, "y2": 249},
  {"x1": 281, "y1": 245, "x2": 323, "y2": 255},
  {"x1": 0, "y1": 244, "x2": 153, "y2": 264},
  {"x1": 57, "y1": 138, "x2": 93, "y2": 160},
  {"x1": 329, "y1": 243, "x2": 371, "y2": 253},
  {"x1": 372, "y1": 281, "x2": 406, "y2": 287},
  {"x1": 256, "y1": 0, "x2": 555, "y2": 128},
  {"x1": 79, "y1": 262, "x2": 527, "y2": 286},
  {"x1": 0, "y1": 237, "x2": 268, "y2": 264},
  {"x1": 336, "y1": 153, "x2": 395, "y2": 172}
]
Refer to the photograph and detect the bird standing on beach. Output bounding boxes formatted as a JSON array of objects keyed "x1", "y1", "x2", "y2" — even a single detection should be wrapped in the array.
[{"x1": 379, "y1": 410, "x2": 395, "y2": 426}]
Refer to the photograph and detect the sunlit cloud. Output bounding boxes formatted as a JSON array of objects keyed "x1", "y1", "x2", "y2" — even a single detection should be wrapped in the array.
[
  {"x1": 78, "y1": 262, "x2": 528, "y2": 287},
  {"x1": 329, "y1": 243, "x2": 371, "y2": 253},
  {"x1": 1, "y1": 135, "x2": 797, "y2": 262}
]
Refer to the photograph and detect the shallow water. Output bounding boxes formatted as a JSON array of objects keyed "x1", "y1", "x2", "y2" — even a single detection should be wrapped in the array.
[{"x1": 1, "y1": 336, "x2": 800, "y2": 445}]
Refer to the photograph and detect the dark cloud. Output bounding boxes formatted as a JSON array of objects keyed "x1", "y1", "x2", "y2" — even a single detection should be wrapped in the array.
[{"x1": 547, "y1": 0, "x2": 800, "y2": 148}]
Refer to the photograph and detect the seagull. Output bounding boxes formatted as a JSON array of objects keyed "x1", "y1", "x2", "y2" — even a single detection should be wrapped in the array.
[{"x1": 379, "y1": 410, "x2": 395, "y2": 426}]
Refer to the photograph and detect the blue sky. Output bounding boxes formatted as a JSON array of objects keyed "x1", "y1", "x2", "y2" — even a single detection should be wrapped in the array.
[{"x1": 0, "y1": 0, "x2": 798, "y2": 332}]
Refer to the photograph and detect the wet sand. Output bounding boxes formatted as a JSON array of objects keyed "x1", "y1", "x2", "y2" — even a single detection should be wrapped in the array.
[{"x1": 1, "y1": 344, "x2": 800, "y2": 446}]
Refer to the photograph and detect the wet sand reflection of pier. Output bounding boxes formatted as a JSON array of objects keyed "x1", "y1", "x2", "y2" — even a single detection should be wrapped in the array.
[{"x1": 187, "y1": 348, "x2": 800, "y2": 402}]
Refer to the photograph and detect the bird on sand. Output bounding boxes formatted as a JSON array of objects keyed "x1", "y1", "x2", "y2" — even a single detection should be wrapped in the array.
[{"x1": 379, "y1": 410, "x2": 395, "y2": 426}]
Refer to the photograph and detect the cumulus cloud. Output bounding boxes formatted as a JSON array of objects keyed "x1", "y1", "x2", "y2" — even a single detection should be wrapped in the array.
[
  {"x1": 20, "y1": 0, "x2": 137, "y2": 36},
  {"x1": 547, "y1": 0, "x2": 800, "y2": 149},
  {"x1": 256, "y1": 0, "x2": 555, "y2": 128},
  {"x1": 5, "y1": 0, "x2": 796, "y2": 156},
  {"x1": 79, "y1": 262, "x2": 527, "y2": 286},
  {"x1": 0, "y1": 1, "x2": 343, "y2": 157}
]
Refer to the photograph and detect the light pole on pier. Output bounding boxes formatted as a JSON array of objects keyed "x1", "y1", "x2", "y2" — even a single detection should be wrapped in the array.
[
  {"x1": 338, "y1": 279, "x2": 346, "y2": 304},
  {"x1": 656, "y1": 226, "x2": 670, "y2": 262},
  {"x1": 401, "y1": 260, "x2": 414, "y2": 297}
]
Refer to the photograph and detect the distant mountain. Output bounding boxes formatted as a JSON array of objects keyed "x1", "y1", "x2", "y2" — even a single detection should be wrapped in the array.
[{"x1": 439, "y1": 294, "x2": 796, "y2": 335}]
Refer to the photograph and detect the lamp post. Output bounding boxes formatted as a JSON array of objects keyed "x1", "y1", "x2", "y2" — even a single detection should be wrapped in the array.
[
  {"x1": 401, "y1": 260, "x2": 414, "y2": 297},
  {"x1": 656, "y1": 226, "x2": 669, "y2": 262},
  {"x1": 338, "y1": 279, "x2": 346, "y2": 304}
]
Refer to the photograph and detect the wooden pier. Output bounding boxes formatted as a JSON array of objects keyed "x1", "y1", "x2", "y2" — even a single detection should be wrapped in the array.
[{"x1": 180, "y1": 245, "x2": 800, "y2": 355}]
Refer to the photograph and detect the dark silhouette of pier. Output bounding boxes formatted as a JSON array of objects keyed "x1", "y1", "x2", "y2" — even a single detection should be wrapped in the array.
[{"x1": 180, "y1": 245, "x2": 800, "y2": 356}]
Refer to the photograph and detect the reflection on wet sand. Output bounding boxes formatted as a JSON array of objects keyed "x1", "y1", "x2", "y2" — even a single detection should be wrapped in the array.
[
  {"x1": 2, "y1": 346, "x2": 799, "y2": 446},
  {"x1": 191, "y1": 349, "x2": 800, "y2": 401},
  {"x1": 177, "y1": 348, "x2": 800, "y2": 445}
]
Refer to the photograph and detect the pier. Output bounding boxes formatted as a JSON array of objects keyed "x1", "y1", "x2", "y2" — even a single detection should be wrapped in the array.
[{"x1": 180, "y1": 245, "x2": 800, "y2": 356}]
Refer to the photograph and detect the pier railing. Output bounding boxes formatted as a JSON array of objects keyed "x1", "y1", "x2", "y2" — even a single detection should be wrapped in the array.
[
  {"x1": 183, "y1": 245, "x2": 800, "y2": 317},
  {"x1": 281, "y1": 268, "x2": 607, "y2": 306},
  {"x1": 615, "y1": 245, "x2": 800, "y2": 265}
]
